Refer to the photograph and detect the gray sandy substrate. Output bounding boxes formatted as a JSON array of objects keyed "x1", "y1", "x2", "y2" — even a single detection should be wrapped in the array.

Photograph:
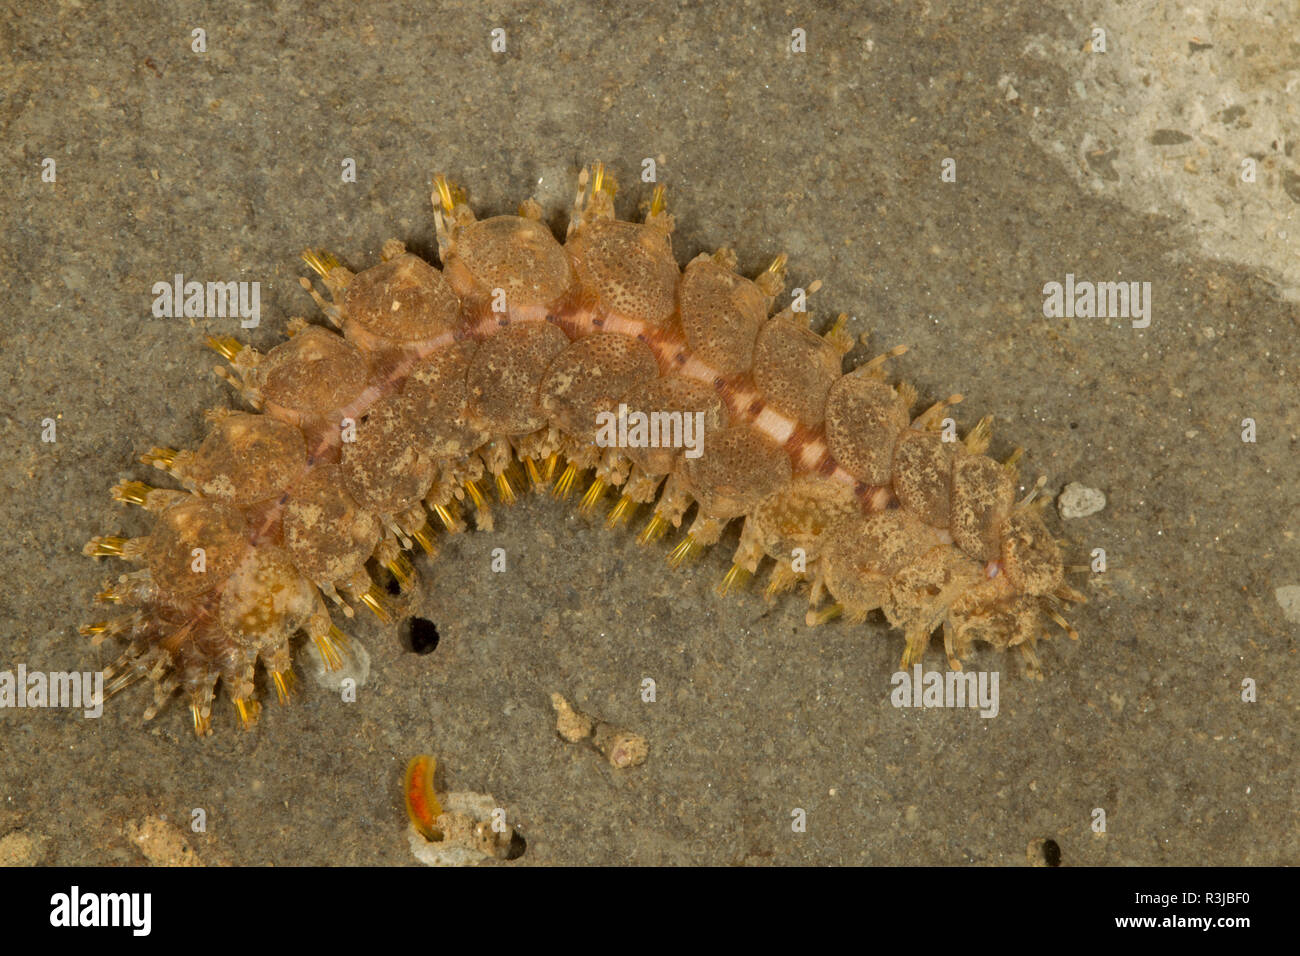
[{"x1": 0, "y1": 1, "x2": 1295, "y2": 865}]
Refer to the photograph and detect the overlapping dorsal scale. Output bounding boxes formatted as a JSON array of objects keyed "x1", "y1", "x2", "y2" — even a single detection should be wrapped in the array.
[
  {"x1": 441, "y1": 213, "x2": 575, "y2": 323},
  {"x1": 145, "y1": 498, "x2": 249, "y2": 600},
  {"x1": 401, "y1": 341, "x2": 487, "y2": 460},
  {"x1": 340, "y1": 392, "x2": 436, "y2": 517},
  {"x1": 617, "y1": 375, "x2": 727, "y2": 478},
  {"x1": 340, "y1": 248, "x2": 464, "y2": 354},
  {"x1": 539, "y1": 331, "x2": 659, "y2": 442},
  {"x1": 949, "y1": 452, "x2": 1016, "y2": 562},
  {"x1": 256, "y1": 325, "x2": 371, "y2": 432},
  {"x1": 217, "y1": 544, "x2": 317, "y2": 657},
  {"x1": 751, "y1": 310, "x2": 846, "y2": 426},
  {"x1": 282, "y1": 462, "x2": 382, "y2": 591},
  {"x1": 464, "y1": 321, "x2": 571, "y2": 436},
  {"x1": 681, "y1": 425, "x2": 792, "y2": 522},
  {"x1": 824, "y1": 366, "x2": 911, "y2": 487},
  {"x1": 184, "y1": 410, "x2": 306, "y2": 506},
  {"x1": 566, "y1": 197, "x2": 679, "y2": 328},
  {"x1": 678, "y1": 251, "x2": 774, "y2": 375}
]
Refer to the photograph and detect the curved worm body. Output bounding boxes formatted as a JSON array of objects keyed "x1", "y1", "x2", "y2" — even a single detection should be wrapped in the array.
[{"x1": 82, "y1": 163, "x2": 1084, "y2": 735}]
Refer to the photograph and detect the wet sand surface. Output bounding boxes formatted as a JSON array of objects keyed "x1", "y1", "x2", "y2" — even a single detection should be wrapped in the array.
[{"x1": 0, "y1": 1, "x2": 1295, "y2": 865}]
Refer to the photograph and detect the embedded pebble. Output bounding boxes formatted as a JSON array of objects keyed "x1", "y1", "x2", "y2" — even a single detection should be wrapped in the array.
[
  {"x1": 1275, "y1": 585, "x2": 1300, "y2": 625},
  {"x1": 1058, "y1": 482, "x2": 1106, "y2": 519},
  {"x1": 550, "y1": 691, "x2": 648, "y2": 768},
  {"x1": 550, "y1": 691, "x2": 595, "y2": 742},
  {"x1": 0, "y1": 830, "x2": 46, "y2": 866},
  {"x1": 594, "y1": 725, "x2": 650, "y2": 769},
  {"x1": 126, "y1": 816, "x2": 201, "y2": 866}
]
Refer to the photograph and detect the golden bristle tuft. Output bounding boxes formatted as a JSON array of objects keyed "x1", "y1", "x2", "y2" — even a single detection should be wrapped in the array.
[
  {"x1": 604, "y1": 494, "x2": 638, "y2": 530},
  {"x1": 139, "y1": 447, "x2": 178, "y2": 469},
  {"x1": 667, "y1": 534, "x2": 702, "y2": 569},
  {"x1": 312, "y1": 627, "x2": 346, "y2": 671},
  {"x1": 190, "y1": 702, "x2": 212, "y2": 737},
  {"x1": 552, "y1": 462, "x2": 581, "y2": 501},
  {"x1": 805, "y1": 604, "x2": 843, "y2": 627},
  {"x1": 272, "y1": 670, "x2": 297, "y2": 705},
  {"x1": 763, "y1": 565, "x2": 799, "y2": 600},
  {"x1": 964, "y1": 415, "x2": 995, "y2": 455},
  {"x1": 592, "y1": 161, "x2": 616, "y2": 197},
  {"x1": 358, "y1": 583, "x2": 392, "y2": 623},
  {"x1": 649, "y1": 183, "x2": 667, "y2": 217},
  {"x1": 1048, "y1": 609, "x2": 1079, "y2": 641},
  {"x1": 384, "y1": 553, "x2": 415, "y2": 591},
  {"x1": 522, "y1": 457, "x2": 544, "y2": 489},
  {"x1": 637, "y1": 512, "x2": 669, "y2": 545},
  {"x1": 233, "y1": 697, "x2": 262, "y2": 730},
  {"x1": 110, "y1": 481, "x2": 154, "y2": 507},
  {"x1": 463, "y1": 479, "x2": 488, "y2": 512},
  {"x1": 301, "y1": 248, "x2": 342, "y2": 278},
  {"x1": 103, "y1": 668, "x2": 144, "y2": 698},
  {"x1": 83, "y1": 536, "x2": 127, "y2": 558},
  {"x1": 716, "y1": 563, "x2": 753, "y2": 597},
  {"x1": 205, "y1": 335, "x2": 244, "y2": 362},
  {"x1": 578, "y1": 477, "x2": 608, "y2": 515},
  {"x1": 408, "y1": 522, "x2": 436, "y2": 556},
  {"x1": 430, "y1": 502, "x2": 461, "y2": 533},
  {"x1": 1003, "y1": 447, "x2": 1024, "y2": 477},
  {"x1": 433, "y1": 174, "x2": 466, "y2": 213},
  {"x1": 494, "y1": 470, "x2": 517, "y2": 505}
]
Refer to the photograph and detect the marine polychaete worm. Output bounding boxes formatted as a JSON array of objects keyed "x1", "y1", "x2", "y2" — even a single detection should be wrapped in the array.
[{"x1": 82, "y1": 162, "x2": 1086, "y2": 735}]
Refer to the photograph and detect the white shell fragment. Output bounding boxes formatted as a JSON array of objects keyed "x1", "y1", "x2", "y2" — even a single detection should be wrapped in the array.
[
  {"x1": 408, "y1": 791, "x2": 518, "y2": 867},
  {"x1": 1058, "y1": 482, "x2": 1106, "y2": 519}
]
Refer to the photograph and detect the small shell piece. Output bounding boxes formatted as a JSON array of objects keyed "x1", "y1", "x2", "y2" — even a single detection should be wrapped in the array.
[
  {"x1": 404, "y1": 754, "x2": 444, "y2": 842},
  {"x1": 549, "y1": 693, "x2": 648, "y2": 769}
]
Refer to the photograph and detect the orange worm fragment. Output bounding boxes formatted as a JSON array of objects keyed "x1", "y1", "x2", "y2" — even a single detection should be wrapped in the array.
[{"x1": 404, "y1": 754, "x2": 444, "y2": 841}]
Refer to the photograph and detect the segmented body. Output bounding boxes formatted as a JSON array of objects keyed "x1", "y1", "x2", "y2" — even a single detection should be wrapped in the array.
[{"x1": 83, "y1": 163, "x2": 1084, "y2": 735}]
